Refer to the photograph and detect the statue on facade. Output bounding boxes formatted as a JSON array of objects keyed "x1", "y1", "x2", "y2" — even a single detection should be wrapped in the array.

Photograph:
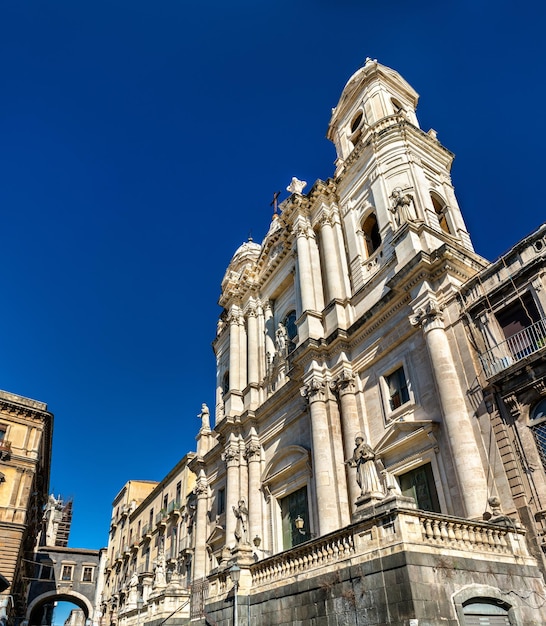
[
  {"x1": 349, "y1": 436, "x2": 385, "y2": 500},
  {"x1": 233, "y1": 498, "x2": 249, "y2": 544},
  {"x1": 389, "y1": 187, "x2": 418, "y2": 227},
  {"x1": 153, "y1": 550, "x2": 166, "y2": 587},
  {"x1": 197, "y1": 403, "x2": 210, "y2": 430},
  {"x1": 286, "y1": 177, "x2": 307, "y2": 195},
  {"x1": 275, "y1": 322, "x2": 288, "y2": 356}
]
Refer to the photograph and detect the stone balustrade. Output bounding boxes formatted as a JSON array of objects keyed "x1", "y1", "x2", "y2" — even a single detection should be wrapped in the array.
[{"x1": 241, "y1": 506, "x2": 531, "y2": 591}]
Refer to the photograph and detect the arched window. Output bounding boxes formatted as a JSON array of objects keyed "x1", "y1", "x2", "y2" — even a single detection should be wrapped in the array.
[
  {"x1": 530, "y1": 398, "x2": 546, "y2": 471},
  {"x1": 431, "y1": 193, "x2": 451, "y2": 234},
  {"x1": 349, "y1": 111, "x2": 364, "y2": 148},
  {"x1": 283, "y1": 310, "x2": 297, "y2": 352},
  {"x1": 362, "y1": 213, "x2": 381, "y2": 257},
  {"x1": 222, "y1": 371, "x2": 230, "y2": 397},
  {"x1": 462, "y1": 598, "x2": 510, "y2": 625}
]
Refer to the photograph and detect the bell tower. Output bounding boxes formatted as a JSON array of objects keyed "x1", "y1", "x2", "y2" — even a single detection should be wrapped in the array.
[{"x1": 327, "y1": 59, "x2": 475, "y2": 291}]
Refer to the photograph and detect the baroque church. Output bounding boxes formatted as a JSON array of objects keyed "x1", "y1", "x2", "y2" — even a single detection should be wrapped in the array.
[{"x1": 97, "y1": 60, "x2": 546, "y2": 626}]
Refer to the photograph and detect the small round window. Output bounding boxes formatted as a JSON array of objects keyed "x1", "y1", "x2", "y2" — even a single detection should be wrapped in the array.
[{"x1": 531, "y1": 398, "x2": 546, "y2": 421}]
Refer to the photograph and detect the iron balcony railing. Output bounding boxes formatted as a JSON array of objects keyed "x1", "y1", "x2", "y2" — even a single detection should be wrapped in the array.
[{"x1": 480, "y1": 318, "x2": 546, "y2": 378}]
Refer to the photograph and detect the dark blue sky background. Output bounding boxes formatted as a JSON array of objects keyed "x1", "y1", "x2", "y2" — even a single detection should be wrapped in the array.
[{"x1": 0, "y1": 1, "x2": 543, "y2": 550}]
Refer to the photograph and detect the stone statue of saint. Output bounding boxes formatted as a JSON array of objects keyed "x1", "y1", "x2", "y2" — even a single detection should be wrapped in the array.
[
  {"x1": 275, "y1": 323, "x2": 288, "y2": 355},
  {"x1": 197, "y1": 403, "x2": 210, "y2": 430},
  {"x1": 286, "y1": 177, "x2": 307, "y2": 195},
  {"x1": 350, "y1": 436, "x2": 385, "y2": 499},
  {"x1": 233, "y1": 498, "x2": 249, "y2": 544},
  {"x1": 389, "y1": 187, "x2": 417, "y2": 227},
  {"x1": 153, "y1": 550, "x2": 166, "y2": 587}
]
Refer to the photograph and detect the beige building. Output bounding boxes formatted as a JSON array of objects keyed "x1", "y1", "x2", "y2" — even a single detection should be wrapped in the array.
[
  {"x1": 0, "y1": 390, "x2": 53, "y2": 622},
  {"x1": 99, "y1": 60, "x2": 546, "y2": 625},
  {"x1": 100, "y1": 458, "x2": 195, "y2": 626}
]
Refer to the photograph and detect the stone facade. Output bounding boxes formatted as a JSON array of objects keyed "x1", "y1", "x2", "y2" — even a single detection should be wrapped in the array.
[
  {"x1": 98, "y1": 61, "x2": 546, "y2": 625},
  {"x1": 0, "y1": 390, "x2": 53, "y2": 623}
]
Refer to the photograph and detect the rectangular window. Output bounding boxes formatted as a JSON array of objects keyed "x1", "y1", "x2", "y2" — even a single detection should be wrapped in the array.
[
  {"x1": 386, "y1": 366, "x2": 410, "y2": 410},
  {"x1": 61, "y1": 565, "x2": 73, "y2": 581},
  {"x1": 163, "y1": 495, "x2": 168, "y2": 510},
  {"x1": 82, "y1": 567, "x2": 94, "y2": 583},
  {"x1": 40, "y1": 565, "x2": 53, "y2": 580},
  {"x1": 217, "y1": 488, "x2": 225, "y2": 515},
  {"x1": 175, "y1": 481, "x2": 181, "y2": 504},
  {"x1": 399, "y1": 463, "x2": 440, "y2": 513},
  {"x1": 0, "y1": 426, "x2": 6, "y2": 441}
]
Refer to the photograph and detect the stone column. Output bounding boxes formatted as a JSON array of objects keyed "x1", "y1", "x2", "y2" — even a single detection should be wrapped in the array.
[
  {"x1": 228, "y1": 308, "x2": 240, "y2": 392},
  {"x1": 192, "y1": 470, "x2": 208, "y2": 581},
  {"x1": 263, "y1": 301, "x2": 275, "y2": 363},
  {"x1": 301, "y1": 377, "x2": 340, "y2": 535},
  {"x1": 295, "y1": 219, "x2": 315, "y2": 312},
  {"x1": 238, "y1": 315, "x2": 247, "y2": 391},
  {"x1": 332, "y1": 371, "x2": 362, "y2": 511},
  {"x1": 319, "y1": 212, "x2": 343, "y2": 302},
  {"x1": 247, "y1": 305, "x2": 259, "y2": 385},
  {"x1": 245, "y1": 432, "x2": 262, "y2": 546},
  {"x1": 410, "y1": 297, "x2": 488, "y2": 519},
  {"x1": 223, "y1": 436, "x2": 240, "y2": 553}
]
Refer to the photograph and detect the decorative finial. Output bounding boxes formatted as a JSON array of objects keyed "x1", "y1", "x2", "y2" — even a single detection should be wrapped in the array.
[
  {"x1": 270, "y1": 190, "x2": 281, "y2": 216},
  {"x1": 286, "y1": 177, "x2": 307, "y2": 195}
]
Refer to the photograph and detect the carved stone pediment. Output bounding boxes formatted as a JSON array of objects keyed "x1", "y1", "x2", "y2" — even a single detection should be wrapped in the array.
[
  {"x1": 261, "y1": 445, "x2": 311, "y2": 491},
  {"x1": 374, "y1": 420, "x2": 439, "y2": 463},
  {"x1": 206, "y1": 523, "x2": 225, "y2": 547}
]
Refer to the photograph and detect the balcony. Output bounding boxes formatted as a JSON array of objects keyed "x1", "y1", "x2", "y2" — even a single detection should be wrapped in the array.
[
  {"x1": 0, "y1": 440, "x2": 12, "y2": 462},
  {"x1": 479, "y1": 318, "x2": 546, "y2": 378},
  {"x1": 167, "y1": 500, "x2": 181, "y2": 516},
  {"x1": 140, "y1": 524, "x2": 151, "y2": 540},
  {"x1": 155, "y1": 510, "x2": 168, "y2": 527}
]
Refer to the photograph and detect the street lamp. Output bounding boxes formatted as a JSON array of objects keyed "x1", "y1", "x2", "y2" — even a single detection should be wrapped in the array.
[{"x1": 229, "y1": 564, "x2": 241, "y2": 626}]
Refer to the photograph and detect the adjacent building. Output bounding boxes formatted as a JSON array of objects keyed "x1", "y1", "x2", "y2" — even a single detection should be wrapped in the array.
[
  {"x1": 98, "y1": 60, "x2": 546, "y2": 625},
  {"x1": 0, "y1": 390, "x2": 53, "y2": 623}
]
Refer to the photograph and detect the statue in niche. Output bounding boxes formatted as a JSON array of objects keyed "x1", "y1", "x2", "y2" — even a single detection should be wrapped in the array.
[
  {"x1": 197, "y1": 403, "x2": 210, "y2": 430},
  {"x1": 233, "y1": 498, "x2": 249, "y2": 544},
  {"x1": 349, "y1": 436, "x2": 385, "y2": 499},
  {"x1": 389, "y1": 187, "x2": 418, "y2": 227},
  {"x1": 286, "y1": 177, "x2": 307, "y2": 195}
]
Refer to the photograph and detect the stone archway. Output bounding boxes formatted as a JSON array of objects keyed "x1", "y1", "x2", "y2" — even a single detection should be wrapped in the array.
[{"x1": 26, "y1": 590, "x2": 94, "y2": 626}]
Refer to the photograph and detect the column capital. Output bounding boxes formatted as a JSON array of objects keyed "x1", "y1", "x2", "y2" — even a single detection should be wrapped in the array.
[
  {"x1": 503, "y1": 394, "x2": 522, "y2": 418},
  {"x1": 222, "y1": 442, "x2": 240, "y2": 467},
  {"x1": 300, "y1": 377, "x2": 328, "y2": 403},
  {"x1": 331, "y1": 370, "x2": 357, "y2": 396},
  {"x1": 195, "y1": 471, "x2": 208, "y2": 498},
  {"x1": 409, "y1": 297, "x2": 444, "y2": 332},
  {"x1": 244, "y1": 441, "x2": 261, "y2": 462}
]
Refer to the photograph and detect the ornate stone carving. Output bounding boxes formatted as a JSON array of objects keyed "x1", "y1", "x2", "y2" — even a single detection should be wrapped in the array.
[
  {"x1": 244, "y1": 441, "x2": 261, "y2": 462},
  {"x1": 533, "y1": 379, "x2": 546, "y2": 397},
  {"x1": 331, "y1": 370, "x2": 356, "y2": 396},
  {"x1": 389, "y1": 187, "x2": 418, "y2": 227},
  {"x1": 300, "y1": 377, "x2": 327, "y2": 402},
  {"x1": 409, "y1": 299, "x2": 444, "y2": 330},
  {"x1": 286, "y1": 177, "x2": 307, "y2": 195},
  {"x1": 222, "y1": 444, "x2": 239, "y2": 467},
  {"x1": 503, "y1": 394, "x2": 522, "y2": 418}
]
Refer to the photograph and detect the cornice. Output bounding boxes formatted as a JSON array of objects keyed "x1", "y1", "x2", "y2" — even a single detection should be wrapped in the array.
[{"x1": 0, "y1": 398, "x2": 52, "y2": 423}]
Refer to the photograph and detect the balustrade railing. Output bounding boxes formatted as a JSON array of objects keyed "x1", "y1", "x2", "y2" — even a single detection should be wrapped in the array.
[
  {"x1": 480, "y1": 318, "x2": 546, "y2": 377},
  {"x1": 249, "y1": 507, "x2": 528, "y2": 589}
]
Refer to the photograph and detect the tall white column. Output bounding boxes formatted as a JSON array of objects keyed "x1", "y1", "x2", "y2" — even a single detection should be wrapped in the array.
[
  {"x1": 229, "y1": 308, "x2": 241, "y2": 392},
  {"x1": 245, "y1": 431, "x2": 261, "y2": 546},
  {"x1": 264, "y1": 301, "x2": 275, "y2": 362},
  {"x1": 193, "y1": 470, "x2": 208, "y2": 581},
  {"x1": 295, "y1": 220, "x2": 315, "y2": 313},
  {"x1": 247, "y1": 306, "x2": 259, "y2": 385},
  {"x1": 332, "y1": 372, "x2": 362, "y2": 512},
  {"x1": 238, "y1": 316, "x2": 247, "y2": 391},
  {"x1": 301, "y1": 377, "x2": 341, "y2": 535},
  {"x1": 223, "y1": 435, "x2": 240, "y2": 553},
  {"x1": 410, "y1": 298, "x2": 488, "y2": 519},
  {"x1": 319, "y1": 213, "x2": 343, "y2": 303}
]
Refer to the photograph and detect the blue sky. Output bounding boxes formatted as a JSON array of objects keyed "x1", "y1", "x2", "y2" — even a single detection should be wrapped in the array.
[{"x1": 1, "y1": 1, "x2": 544, "y2": 551}]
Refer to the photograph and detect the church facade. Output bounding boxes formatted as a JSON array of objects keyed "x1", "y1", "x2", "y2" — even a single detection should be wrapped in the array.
[{"x1": 97, "y1": 61, "x2": 546, "y2": 626}]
